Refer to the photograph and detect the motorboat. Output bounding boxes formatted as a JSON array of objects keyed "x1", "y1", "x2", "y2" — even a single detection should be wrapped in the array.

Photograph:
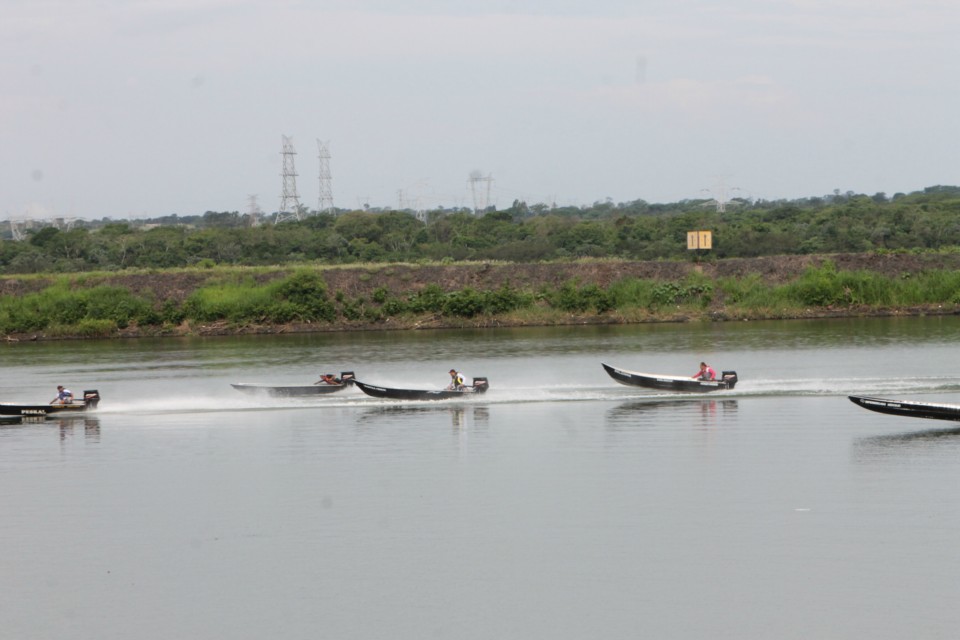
[
  {"x1": 353, "y1": 377, "x2": 489, "y2": 401},
  {"x1": 602, "y1": 363, "x2": 738, "y2": 392},
  {"x1": 231, "y1": 372, "x2": 355, "y2": 397},
  {"x1": 0, "y1": 390, "x2": 101, "y2": 418}
]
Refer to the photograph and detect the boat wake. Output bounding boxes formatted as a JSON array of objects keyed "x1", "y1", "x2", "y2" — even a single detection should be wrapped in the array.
[
  {"x1": 89, "y1": 374, "x2": 960, "y2": 417},
  {"x1": 740, "y1": 375, "x2": 960, "y2": 398}
]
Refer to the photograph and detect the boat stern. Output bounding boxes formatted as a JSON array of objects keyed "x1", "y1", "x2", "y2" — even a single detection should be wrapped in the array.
[
  {"x1": 83, "y1": 390, "x2": 101, "y2": 409},
  {"x1": 721, "y1": 372, "x2": 738, "y2": 389}
]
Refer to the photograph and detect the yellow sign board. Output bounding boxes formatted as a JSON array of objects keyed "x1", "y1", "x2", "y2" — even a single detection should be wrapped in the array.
[{"x1": 687, "y1": 230, "x2": 712, "y2": 250}]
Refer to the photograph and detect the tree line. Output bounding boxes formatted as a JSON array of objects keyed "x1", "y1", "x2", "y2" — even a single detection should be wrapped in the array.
[{"x1": 2, "y1": 185, "x2": 960, "y2": 273}]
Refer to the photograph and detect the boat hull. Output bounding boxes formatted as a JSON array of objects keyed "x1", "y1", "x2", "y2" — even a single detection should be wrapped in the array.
[
  {"x1": 848, "y1": 395, "x2": 960, "y2": 422},
  {"x1": 602, "y1": 363, "x2": 737, "y2": 392},
  {"x1": 354, "y1": 378, "x2": 489, "y2": 401},
  {"x1": 231, "y1": 372, "x2": 355, "y2": 397},
  {"x1": 231, "y1": 383, "x2": 350, "y2": 397}
]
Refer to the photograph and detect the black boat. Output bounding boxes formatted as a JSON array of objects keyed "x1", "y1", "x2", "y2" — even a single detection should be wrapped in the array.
[
  {"x1": 601, "y1": 363, "x2": 738, "y2": 392},
  {"x1": 353, "y1": 377, "x2": 489, "y2": 401},
  {"x1": 0, "y1": 390, "x2": 101, "y2": 418},
  {"x1": 848, "y1": 394, "x2": 960, "y2": 422},
  {"x1": 231, "y1": 372, "x2": 355, "y2": 397}
]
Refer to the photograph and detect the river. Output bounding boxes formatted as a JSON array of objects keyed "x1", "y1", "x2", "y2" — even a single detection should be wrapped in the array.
[{"x1": 2, "y1": 318, "x2": 959, "y2": 639}]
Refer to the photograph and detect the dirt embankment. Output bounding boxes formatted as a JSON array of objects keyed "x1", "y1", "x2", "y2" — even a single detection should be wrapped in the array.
[
  {"x1": 3, "y1": 253, "x2": 960, "y2": 340},
  {"x1": 78, "y1": 253, "x2": 960, "y2": 301}
]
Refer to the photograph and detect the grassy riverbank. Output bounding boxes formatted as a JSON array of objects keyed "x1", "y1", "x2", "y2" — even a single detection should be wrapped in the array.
[{"x1": 3, "y1": 253, "x2": 960, "y2": 341}]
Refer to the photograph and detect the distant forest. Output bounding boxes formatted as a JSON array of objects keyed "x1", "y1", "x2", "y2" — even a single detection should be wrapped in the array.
[{"x1": 2, "y1": 185, "x2": 960, "y2": 274}]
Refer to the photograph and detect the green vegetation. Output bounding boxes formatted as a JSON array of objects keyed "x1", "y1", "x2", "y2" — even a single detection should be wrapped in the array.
[
  {"x1": 4, "y1": 184, "x2": 960, "y2": 338},
  {"x1": 3, "y1": 262, "x2": 960, "y2": 338},
  {"x1": 3, "y1": 185, "x2": 960, "y2": 273},
  {"x1": 0, "y1": 281, "x2": 151, "y2": 335}
]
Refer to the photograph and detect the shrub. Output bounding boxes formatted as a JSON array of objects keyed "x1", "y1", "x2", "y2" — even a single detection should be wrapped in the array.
[
  {"x1": 381, "y1": 298, "x2": 409, "y2": 316},
  {"x1": 183, "y1": 279, "x2": 272, "y2": 322},
  {"x1": 275, "y1": 270, "x2": 328, "y2": 305},
  {"x1": 0, "y1": 284, "x2": 152, "y2": 333},
  {"x1": 75, "y1": 318, "x2": 118, "y2": 338},
  {"x1": 549, "y1": 281, "x2": 615, "y2": 313},
  {"x1": 408, "y1": 284, "x2": 446, "y2": 313},
  {"x1": 182, "y1": 272, "x2": 336, "y2": 325},
  {"x1": 649, "y1": 277, "x2": 713, "y2": 308},
  {"x1": 442, "y1": 288, "x2": 486, "y2": 317},
  {"x1": 46, "y1": 318, "x2": 117, "y2": 338},
  {"x1": 484, "y1": 284, "x2": 534, "y2": 314},
  {"x1": 607, "y1": 278, "x2": 657, "y2": 308}
]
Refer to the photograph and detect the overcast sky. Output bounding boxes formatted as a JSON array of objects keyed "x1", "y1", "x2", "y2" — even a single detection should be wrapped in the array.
[{"x1": 3, "y1": 0, "x2": 958, "y2": 219}]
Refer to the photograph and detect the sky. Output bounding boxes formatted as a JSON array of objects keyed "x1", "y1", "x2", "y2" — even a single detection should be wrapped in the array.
[{"x1": 2, "y1": 0, "x2": 959, "y2": 220}]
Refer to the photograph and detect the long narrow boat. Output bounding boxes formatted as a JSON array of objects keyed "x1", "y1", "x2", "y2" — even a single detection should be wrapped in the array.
[
  {"x1": 353, "y1": 377, "x2": 489, "y2": 401},
  {"x1": 0, "y1": 390, "x2": 101, "y2": 418},
  {"x1": 601, "y1": 363, "x2": 738, "y2": 392},
  {"x1": 231, "y1": 372, "x2": 355, "y2": 397},
  {"x1": 848, "y1": 394, "x2": 960, "y2": 422}
]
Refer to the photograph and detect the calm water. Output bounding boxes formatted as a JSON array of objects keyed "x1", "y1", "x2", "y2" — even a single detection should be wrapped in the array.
[{"x1": 2, "y1": 318, "x2": 960, "y2": 639}]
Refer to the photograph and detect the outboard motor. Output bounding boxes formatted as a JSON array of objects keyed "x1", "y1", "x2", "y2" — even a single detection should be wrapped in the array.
[
  {"x1": 471, "y1": 377, "x2": 489, "y2": 394},
  {"x1": 720, "y1": 371, "x2": 738, "y2": 389},
  {"x1": 339, "y1": 372, "x2": 356, "y2": 384},
  {"x1": 83, "y1": 390, "x2": 101, "y2": 409}
]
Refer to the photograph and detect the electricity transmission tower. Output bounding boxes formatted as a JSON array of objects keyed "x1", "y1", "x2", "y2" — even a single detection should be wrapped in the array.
[
  {"x1": 702, "y1": 176, "x2": 741, "y2": 213},
  {"x1": 317, "y1": 139, "x2": 334, "y2": 214},
  {"x1": 9, "y1": 216, "x2": 41, "y2": 240},
  {"x1": 246, "y1": 194, "x2": 263, "y2": 226},
  {"x1": 468, "y1": 170, "x2": 493, "y2": 216},
  {"x1": 276, "y1": 135, "x2": 302, "y2": 223},
  {"x1": 9, "y1": 219, "x2": 25, "y2": 241}
]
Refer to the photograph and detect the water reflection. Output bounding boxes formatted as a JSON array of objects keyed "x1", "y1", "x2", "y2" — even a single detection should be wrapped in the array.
[
  {"x1": 52, "y1": 416, "x2": 101, "y2": 441},
  {"x1": 849, "y1": 418, "x2": 960, "y2": 468},
  {"x1": 0, "y1": 415, "x2": 101, "y2": 441},
  {"x1": 853, "y1": 424, "x2": 960, "y2": 450},
  {"x1": 607, "y1": 398, "x2": 738, "y2": 428},
  {"x1": 357, "y1": 404, "x2": 490, "y2": 430},
  {"x1": 0, "y1": 416, "x2": 28, "y2": 432}
]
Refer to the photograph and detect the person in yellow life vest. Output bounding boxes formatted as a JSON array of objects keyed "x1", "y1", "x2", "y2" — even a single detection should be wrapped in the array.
[{"x1": 447, "y1": 369, "x2": 465, "y2": 391}]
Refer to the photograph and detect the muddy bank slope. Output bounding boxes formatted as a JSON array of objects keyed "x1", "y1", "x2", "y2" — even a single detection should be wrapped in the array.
[
  {"x1": 3, "y1": 253, "x2": 947, "y2": 302},
  {"x1": 3, "y1": 253, "x2": 960, "y2": 340}
]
